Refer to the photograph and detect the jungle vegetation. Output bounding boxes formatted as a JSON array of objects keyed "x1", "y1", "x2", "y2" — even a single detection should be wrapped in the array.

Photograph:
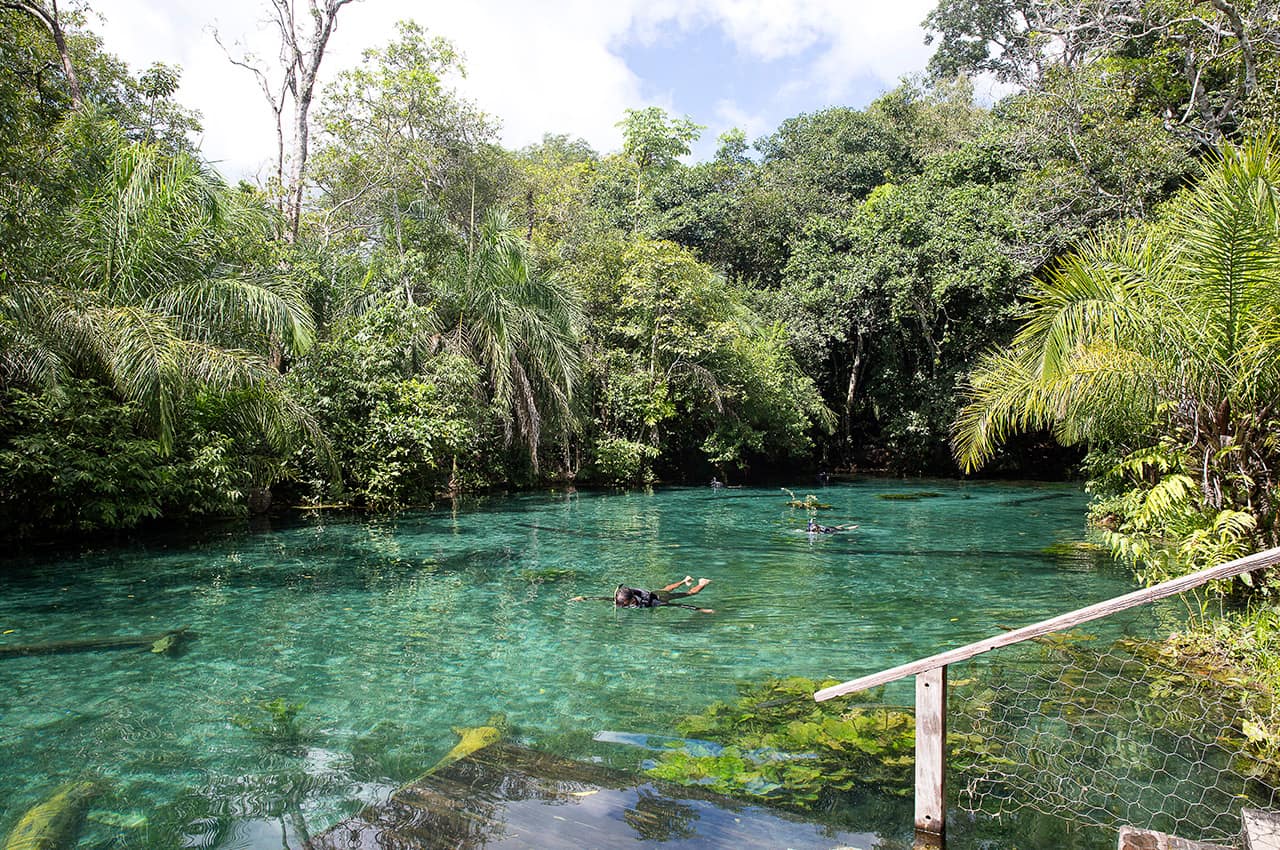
[{"x1": 3, "y1": 0, "x2": 1280, "y2": 608}]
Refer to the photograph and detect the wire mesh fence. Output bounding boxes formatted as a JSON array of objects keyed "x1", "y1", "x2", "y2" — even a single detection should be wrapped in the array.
[{"x1": 947, "y1": 627, "x2": 1280, "y2": 844}]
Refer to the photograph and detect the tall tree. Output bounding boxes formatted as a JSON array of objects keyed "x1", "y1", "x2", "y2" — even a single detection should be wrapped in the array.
[
  {"x1": 217, "y1": 0, "x2": 358, "y2": 241},
  {"x1": 310, "y1": 21, "x2": 499, "y2": 264},
  {"x1": 617, "y1": 107, "x2": 701, "y2": 232},
  {"x1": 430, "y1": 210, "x2": 581, "y2": 471},
  {"x1": 924, "y1": 0, "x2": 1280, "y2": 146}
]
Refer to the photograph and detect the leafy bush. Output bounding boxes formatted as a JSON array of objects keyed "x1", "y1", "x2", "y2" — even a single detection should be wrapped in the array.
[
  {"x1": 288, "y1": 305, "x2": 504, "y2": 506},
  {"x1": 592, "y1": 436, "x2": 660, "y2": 485},
  {"x1": 0, "y1": 380, "x2": 248, "y2": 539}
]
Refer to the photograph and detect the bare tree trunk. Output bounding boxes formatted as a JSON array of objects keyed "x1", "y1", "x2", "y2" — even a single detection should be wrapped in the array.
[
  {"x1": 4, "y1": 0, "x2": 84, "y2": 108},
  {"x1": 844, "y1": 333, "x2": 865, "y2": 417},
  {"x1": 218, "y1": 0, "x2": 358, "y2": 240},
  {"x1": 276, "y1": 0, "x2": 356, "y2": 243}
]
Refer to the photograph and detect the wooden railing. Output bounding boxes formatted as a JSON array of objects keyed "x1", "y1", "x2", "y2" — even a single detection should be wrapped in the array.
[{"x1": 814, "y1": 545, "x2": 1280, "y2": 846}]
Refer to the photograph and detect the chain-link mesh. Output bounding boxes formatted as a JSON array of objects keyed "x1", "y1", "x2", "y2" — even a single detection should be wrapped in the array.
[{"x1": 948, "y1": 628, "x2": 1280, "y2": 844}]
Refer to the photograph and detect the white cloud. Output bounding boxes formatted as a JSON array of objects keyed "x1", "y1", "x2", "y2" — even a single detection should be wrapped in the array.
[
  {"x1": 684, "y1": 0, "x2": 937, "y2": 100},
  {"x1": 87, "y1": 0, "x2": 936, "y2": 181}
]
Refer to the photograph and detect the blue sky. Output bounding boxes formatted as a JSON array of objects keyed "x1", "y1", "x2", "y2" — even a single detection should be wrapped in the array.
[
  {"x1": 89, "y1": 0, "x2": 939, "y2": 179},
  {"x1": 620, "y1": 21, "x2": 899, "y2": 159}
]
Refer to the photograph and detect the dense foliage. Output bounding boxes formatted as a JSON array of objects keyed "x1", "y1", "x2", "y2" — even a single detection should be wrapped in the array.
[
  {"x1": 954, "y1": 138, "x2": 1280, "y2": 574},
  {"x1": 9, "y1": 0, "x2": 1280, "y2": 811},
  {"x1": 3, "y1": 0, "x2": 1280, "y2": 568}
]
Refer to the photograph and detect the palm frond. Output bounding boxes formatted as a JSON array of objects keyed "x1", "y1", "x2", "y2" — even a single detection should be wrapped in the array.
[
  {"x1": 149, "y1": 275, "x2": 315, "y2": 356},
  {"x1": 1164, "y1": 139, "x2": 1280, "y2": 372},
  {"x1": 84, "y1": 303, "x2": 184, "y2": 451}
]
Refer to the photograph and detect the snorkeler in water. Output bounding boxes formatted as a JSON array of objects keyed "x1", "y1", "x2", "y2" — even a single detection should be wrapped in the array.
[
  {"x1": 807, "y1": 518, "x2": 857, "y2": 534},
  {"x1": 570, "y1": 576, "x2": 714, "y2": 613}
]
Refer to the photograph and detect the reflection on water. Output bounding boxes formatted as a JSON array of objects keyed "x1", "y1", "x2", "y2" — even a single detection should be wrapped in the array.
[{"x1": 0, "y1": 479, "x2": 1146, "y2": 848}]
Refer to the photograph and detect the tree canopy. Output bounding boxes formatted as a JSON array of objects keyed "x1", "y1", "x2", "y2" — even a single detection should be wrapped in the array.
[{"x1": 3, "y1": 0, "x2": 1279, "y2": 541}]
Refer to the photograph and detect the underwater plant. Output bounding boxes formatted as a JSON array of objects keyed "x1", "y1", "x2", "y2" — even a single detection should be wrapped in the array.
[
  {"x1": 645, "y1": 677, "x2": 916, "y2": 808},
  {"x1": 232, "y1": 698, "x2": 309, "y2": 745}
]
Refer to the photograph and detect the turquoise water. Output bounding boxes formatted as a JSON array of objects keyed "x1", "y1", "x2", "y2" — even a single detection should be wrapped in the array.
[{"x1": 0, "y1": 479, "x2": 1144, "y2": 848}]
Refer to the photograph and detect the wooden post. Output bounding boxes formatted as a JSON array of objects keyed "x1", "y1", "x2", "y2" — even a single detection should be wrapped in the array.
[{"x1": 915, "y1": 665, "x2": 946, "y2": 843}]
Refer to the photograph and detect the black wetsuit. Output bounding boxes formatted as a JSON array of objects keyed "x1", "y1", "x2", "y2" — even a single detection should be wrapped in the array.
[
  {"x1": 566, "y1": 584, "x2": 705, "y2": 610},
  {"x1": 614, "y1": 584, "x2": 704, "y2": 608}
]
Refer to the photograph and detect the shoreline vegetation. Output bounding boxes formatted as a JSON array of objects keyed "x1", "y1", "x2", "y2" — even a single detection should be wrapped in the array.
[{"x1": 4, "y1": 0, "x2": 1280, "y2": 829}]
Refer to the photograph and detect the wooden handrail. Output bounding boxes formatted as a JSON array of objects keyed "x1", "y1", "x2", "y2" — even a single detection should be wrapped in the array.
[{"x1": 815, "y1": 545, "x2": 1280, "y2": 702}]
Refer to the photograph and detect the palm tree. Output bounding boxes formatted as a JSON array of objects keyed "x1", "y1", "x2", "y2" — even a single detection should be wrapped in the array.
[
  {"x1": 431, "y1": 209, "x2": 581, "y2": 471},
  {"x1": 0, "y1": 120, "x2": 320, "y2": 458},
  {"x1": 952, "y1": 137, "x2": 1280, "y2": 544}
]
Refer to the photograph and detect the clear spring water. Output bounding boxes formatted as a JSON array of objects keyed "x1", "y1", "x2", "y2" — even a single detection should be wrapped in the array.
[{"x1": 0, "y1": 479, "x2": 1156, "y2": 848}]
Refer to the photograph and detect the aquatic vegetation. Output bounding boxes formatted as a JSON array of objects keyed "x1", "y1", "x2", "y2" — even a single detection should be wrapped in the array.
[
  {"x1": 86, "y1": 810, "x2": 148, "y2": 830},
  {"x1": 1133, "y1": 624, "x2": 1280, "y2": 785},
  {"x1": 645, "y1": 676, "x2": 917, "y2": 807},
  {"x1": 2, "y1": 780, "x2": 100, "y2": 850},
  {"x1": 352, "y1": 720, "x2": 442, "y2": 779},
  {"x1": 781, "y1": 489, "x2": 832, "y2": 510},
  {"x1": 1040, "y1": 540, "x2": 1107, "y2": 558},
  {"x1": 232, "y1": 698, "x2": 309, "y2": 745},
  {"x1": 877, "y1": 492, "x2": 944, "y2": 501}
]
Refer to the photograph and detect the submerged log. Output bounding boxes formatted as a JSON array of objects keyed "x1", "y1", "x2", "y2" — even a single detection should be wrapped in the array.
[
  {"x1": 424, "y1": 724, "x2": 503, "y2": 775},
  {"x1": 0, "y1": 626, "x2": 189, "y2": 658},
  {"x1": 2, "y1": 781, "x2": 100, "y2": 850}
]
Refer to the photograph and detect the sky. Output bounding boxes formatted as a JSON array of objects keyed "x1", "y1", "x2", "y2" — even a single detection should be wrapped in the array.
[{"x1": 87, "y1": 0, "x2": 943, "y2": 181}]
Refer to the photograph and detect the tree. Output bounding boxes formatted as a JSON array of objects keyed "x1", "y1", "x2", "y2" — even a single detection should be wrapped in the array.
[
  {"x1": 217, "y1": 0, "x2": 359, "y2": 241},
  {"x1": 1, "y1": 116, "x2": 317, "y2": 455},
  {"x1": 617, "y1": 107, "x2": 702, "y2": 232},
  {"x1": 137, "y1": 61, "x2": 179, "y2": 141},
  {"x1": 924, "y1": 0, "x2": 1280, "y2": 146},
  {"x1": 431, "y1": 210, "x2": 581, "y2": 472},
  {"x1": 991, "y1": 66, "x2": 1193, "y2": 269},
  {"x1": 953, "y1": 137, "x2": 1280, "y2": 552},
  {"x1": 578, "y1": 238, "x2": 831, "y2": 482},
  {"x1": 767, "y1": 140, "x2": 1026, "y2": 470},
  {"x1": 505, "y1": 133, "x2": 598, "y2": 262},
  {"x1": 1, "y1": 0, "x2": 85, "y2": 108},
  {"x1": 310, "y1": 21, "x2": 499, "y2": 266}
]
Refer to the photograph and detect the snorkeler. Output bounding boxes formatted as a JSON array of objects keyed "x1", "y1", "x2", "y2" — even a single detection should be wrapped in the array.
[
  {"x1": 807, "y1": 518, "x2": 857, "y2": 534},
  {"x1": 570, "y1": 576, "x2": 714, "y2": 613}
]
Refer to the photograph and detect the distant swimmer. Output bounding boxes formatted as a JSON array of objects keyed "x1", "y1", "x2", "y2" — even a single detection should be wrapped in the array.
[
  {"x1": 571, "y1": 576, "x2": 714, "y2": 613},
  {"x1": 807, "y1": 518, "x2": 857, "y2": 534}
]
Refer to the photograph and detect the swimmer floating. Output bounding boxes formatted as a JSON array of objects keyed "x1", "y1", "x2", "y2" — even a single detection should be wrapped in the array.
[
  {"x1": 570, "y1": 576, "x2": 714, "y2": 613},
  {"x1": 807, "y1": 518, "x2": 857, "y2": 534}
]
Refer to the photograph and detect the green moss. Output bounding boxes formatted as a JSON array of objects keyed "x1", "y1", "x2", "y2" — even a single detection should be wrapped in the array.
[{"x1": 645, "y1": 677, "x2": 920, "y2": 807}]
